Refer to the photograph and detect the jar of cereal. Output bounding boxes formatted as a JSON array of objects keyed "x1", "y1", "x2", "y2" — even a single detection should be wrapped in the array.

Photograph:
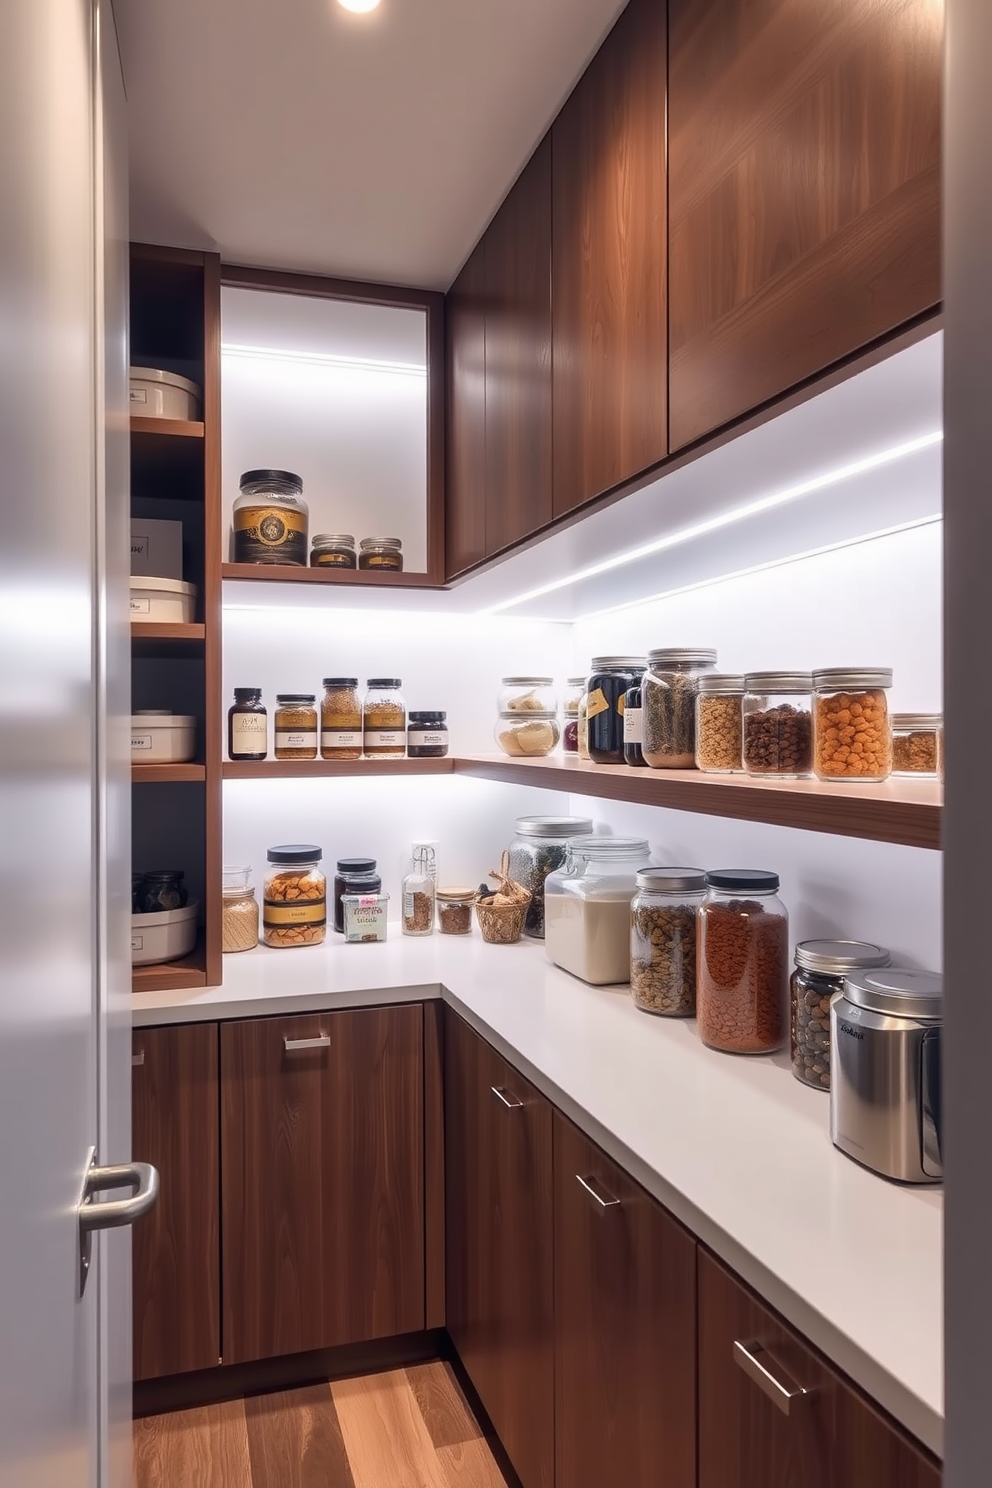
[{"x1": 263, "y1": 845, "x2": 326, "y2": 948}]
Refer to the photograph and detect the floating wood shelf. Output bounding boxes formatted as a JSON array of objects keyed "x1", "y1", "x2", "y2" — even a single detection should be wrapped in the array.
[
  {"x1": 130, "y1": 622, "x2": 205, "y2": 658},
  {"x1": 131, "y1": 938, "x2": 208, "y2": 995},
  {"x1": 132, "y1": 763, "x2": 206, "y2": 784},
  {"x1": 130, "y1": 415, "x2": 204, "y2": 439},
  {"x1": 452, "y1": 755, "x2": 942, "y2": 850},
  {"x1": 223, "y1": 757, "x2": 455, "y2": 781},
  {"x1": 221, "y1": 562, "x2": 443, "y2": 589}
]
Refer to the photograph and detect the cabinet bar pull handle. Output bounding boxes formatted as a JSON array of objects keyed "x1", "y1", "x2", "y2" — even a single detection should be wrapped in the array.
[
  {"x1": 491, "y1": 1085, "x2": 524, "y2": 1109},
  {"x1": 575, "y1": 1173, "x2": 621, "y2": 1211},
  {"x1": 283, "y1": 1034, "x2": 330, "y2": 1051},
  {"x1": 131, "y1": 1051, "x2": 144, "y2": 1067},
  {"x1": 733, "y1": 1340, "x2": 811, "y2": 1416}
]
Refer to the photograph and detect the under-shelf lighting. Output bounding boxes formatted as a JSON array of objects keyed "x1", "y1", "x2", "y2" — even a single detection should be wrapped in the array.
[
  {"x1": 481, "y1": 431, "x2": 943, "y2": 615},
  {"x1": 221, "y1": 344, "x2": 425, "y2": 378},
  {"x1": 338, "y1": 0, "x2": 381, "y2": 12}
]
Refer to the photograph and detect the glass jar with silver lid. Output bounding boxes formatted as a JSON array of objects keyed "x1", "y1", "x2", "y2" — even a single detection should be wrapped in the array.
[
  {"x1": 742, "y1": 672, "x2": 813, "y2": 778},
  {"x1": 694, "y1": 673, "x2": 745, "y2": 773},
  {"x1": 891, "y1": 713, "x2": 943, "y2": 777},
  {"x1": 498, "y1": 676, "x2": 557, "y2": 716},
  {"x1": 790, "y1": 939, "x2": 890, "y2": 1090},
  {"x1": 507, "y1": 815, "x2": 595, "y2": 939},
  {"x1": 812, "y1": 667, "x2": 893, "y2": 782},
  {"x1": 630, "y1": 867, "x2": 707, "y2": 1016},
  {"x1": 642, "y1": 648, "x2": 718, "y2": 768}
]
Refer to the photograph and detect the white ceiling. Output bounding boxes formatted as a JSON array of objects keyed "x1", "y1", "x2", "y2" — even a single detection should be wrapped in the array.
[{"x1": 115, "y1": 0, "x2": 627, "y2": 290}]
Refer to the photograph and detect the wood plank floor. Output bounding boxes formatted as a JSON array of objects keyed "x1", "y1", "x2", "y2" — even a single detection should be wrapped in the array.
[{"x1": 133, "y1": 1361, "x2": 511, "y2": 1488}]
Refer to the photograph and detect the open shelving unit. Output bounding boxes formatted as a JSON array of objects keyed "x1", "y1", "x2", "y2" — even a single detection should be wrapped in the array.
[
  {"x1": 223, "y1": 757, "x2": 454, "y2": 780},
  {"x1": 220, "y1": 562, "x2": 445, "y2": 589}
]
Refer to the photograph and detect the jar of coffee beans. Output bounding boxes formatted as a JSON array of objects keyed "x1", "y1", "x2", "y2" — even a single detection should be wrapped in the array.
[
  {"x1": 630, "y1": 868, "x2": 706, "y2": 1016},
  {"x1": 698, "y1": 870, "x2": 789, "y2": 1054},
  {"x1": 742, "y1": 673, "x2": 813, "y2": 778},
  {"x1": 790, "y1": 939, "x2": 890, "y2": 1089}
]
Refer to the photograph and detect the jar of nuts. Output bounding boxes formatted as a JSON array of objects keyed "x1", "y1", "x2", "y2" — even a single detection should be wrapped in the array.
[
  {"x1": 891, "y1": 713, "x2": 943, "y2": 777},
  {"x1": 742, "y1": 673, "x2": 813, "y2": 778},
  {"x1": 791, "y1": 939, "x2": 890, "y2": 1089},
  {"x1": 695, "y1": 674, "x2": 744, "y2": 773},
  {"x1": 812, "y1": 668, "x2": 893, "y2": 782},
  {"x1": 697, "y1": 870, "x2": 789, "y2": 1054},
  {"x1": 630, "y1": 868, "x2": 706, "y2": 1016},
  {"x1": 263, "y1": 844, "x2": 326, "y2": 948}
]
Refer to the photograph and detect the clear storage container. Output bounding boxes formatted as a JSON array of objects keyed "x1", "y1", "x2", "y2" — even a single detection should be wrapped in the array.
[
  {"x1": 742, "y1": 673, "x2": 813, "y2": 778},
  {"x1": 812, "y1": 668, "x2": 893, "y2": 782},
  {"x1": 544, "y1": 837, "x2": 651, "y2": 985},
  {"x1": 791, "y1": 939, "x2": 890, "y2": 1089},
  {"x1": 642, "y1": 648, "x2": 717, "y2": 768},
  {"x1": 222, "y1": 866, "x2": 259, "y2": 953},
  {"x1": 508, "y1": 815, "x2": 595, "y2": 939},
  {"x1": 263, "y1": 845, "x2": 326, "y2": 948},
  {"x1": 437, "y1": 887, "x2": 475, "y2": 935},
  {"x1": 321, "y1": 678, "x2": 362, "y2": 760},
  {"x1": 233, "y1": 469, "x2": 308, "y2": 566},
  {"x1": 274, "y1": 694, "x2": 318, "y2": 760},
  {"x1": 499, "y1": 676, "x2": 557, "y2": 715},
  {"x1": 891, "y1": 713, "x2": 943, "y2": 777},
  {"x1": 563, "y1": 677, "x2": 585, "y2": 755},
  {"x1": 494, "y1": 711, "x2": 560, "y2": 758},
  {"x1": 630, "y1": 868, "x2": 706, "y2": 1016},
  {"x1": 363, "y1": 678, "x2": 406, "y2": 757},
  {"x1": 586, "y1": 658, "x2": 645, "y2": 764},
  {"x1": 697, "y1": 870, "x2": 789, "y2": 1053},
  {"x1": 694, "y1": 674, "x2": 744, "y2": 773}
]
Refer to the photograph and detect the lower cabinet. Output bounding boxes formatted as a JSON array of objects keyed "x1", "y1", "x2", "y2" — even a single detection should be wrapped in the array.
[
  {"x1": 131, "y1": 1023, "x2": 220, "y2": 1381},
  {"x1": 553, "y1": 1113, "x2": 697, "y2": 1488},
  {"x1": 444, "y1": 1009, "x2": 555, "y2": 1488},
  {"x1": 220, "y1": 1005, "x2": 425, "y2": 1365}
]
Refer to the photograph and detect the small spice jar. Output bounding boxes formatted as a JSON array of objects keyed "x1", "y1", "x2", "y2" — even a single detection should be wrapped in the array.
[
  {"x1": 222, "y1": 866, "x2": 259, "y2": 953},
  {"x1": 499, "y1": 676, "x2": 557, "y2": 715},
  {"x1": 508, "y1": 815, "x2": 595, "y2": 940},
  {"x1": 437, "y1": 887, "x2": 475, "y2": 935},
  {"x1": 891, "y1": 713, "x2": 943, "y2": 776},
  {"x1": 563, "y1": 677, "x2": 584, "y2": 754},
  {"x1": 630, "y1": 867, "x2": 707, "y2": 1016},
  {"x1": 228, "y1": 687, "x2": 267, "y2": 761},
  {"x1": 363, "y1": 678, "x2": 406, "y2": 757},
  {"x1": 695, "y1": 674, "x2": 744, "y2": 773},
  {"x1": 233, "y1": 470, "x2": 308, "y2": 566},
  {"x1": 791, "y1": 939, "x2": 890, "y2": 1089},
  {"x1": 697, "y1": 870, "x2": 789, "y2": 1054},
  {"x1": 623, "y1": 680, "x2": 646, "y2": 767},
  {"x1": 407, "y1": 711, "x2": 449, "y2": 758},
  {"x1": 742, "y1": 673, "x2": 813, "y2": 778},
  {"x1": 263, "y1": 845, "x2": 326, "y2": 948},
  {"x1": 310, "y1": 534, "x2": 357, "y2": 569},
  {"x1": 642, "y1": 648, "x2": 717, "y2": 768},
  {"x1": 586, "y1": 658, "x2": 645, "y2": 764},
  {"x1": 359, "y1": 537, "x2": 403, "y2": 572},
  {"x1": 274, "y1": 694, "x2": 318, "y2": 759},
  {"x1": 333, "y1": 857, "x2": 381, "y2": 934},
  {"x1": 812, "y1": 668, "x2": 893, "y2": 782},
  {"x1": 320, "y1": 678, "x2": 363, "y2": 760},
  {"x1": 494, "y1": 711, "x2": 560, "y2": 758}
]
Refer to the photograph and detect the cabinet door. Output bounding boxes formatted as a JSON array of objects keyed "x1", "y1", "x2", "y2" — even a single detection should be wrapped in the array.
[
  {"x1": 699, "y1": 1251, "x2": 940, "y2": 1488},
  {"x1": 668, "y1": 0, "x2": 942, "y2": 450},
  {"x1": 132, "y1": 1023, "x2": 220, "y2": 1380},
  {"x1": 221, "y1": 1005, "x2": 424, "y2": 1365},
  {"x1": 445, "y1": 1011, "x2": 554, "y2": 1488},
  {"x1": 445, "y1": 240, "x2": 487, "y2": 578},
  {"x1": 554, "y1": 1114, "x2": 696, "y2": 1488},
  {"x1": 552, "y1": 0, "x2": 668, "y2": 518},
  {"x1": 485, "y1": 133, "x2": 553, "y2": 557}
]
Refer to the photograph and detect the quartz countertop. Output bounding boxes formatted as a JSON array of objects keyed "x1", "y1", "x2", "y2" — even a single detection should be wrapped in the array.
[{"x1": 133, "y1": 929, "x2": 943, "y2": 1456}]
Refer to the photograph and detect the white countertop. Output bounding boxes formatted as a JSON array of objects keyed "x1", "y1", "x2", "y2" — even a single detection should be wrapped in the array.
[{"x1": 133, "y1": 930, "x2": 943, "y2": 1457}]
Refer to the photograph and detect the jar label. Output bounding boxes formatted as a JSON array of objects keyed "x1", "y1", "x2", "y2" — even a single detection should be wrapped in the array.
[
  {"x1": 275, "y1": 730, "x2": 318, "y2": 750},
  {"x1": 234, "y1": 504, "x2": 307, "y2": 565},
  {"x1": 232, "y1": 715, "x2": 266, "y2": 752},
  {"x1": 623, "y1": 707, "x2": 643, "y2": 745},
  {"x1": 408, "y1": 730, "x2": 448, "y2": 748},
  {"x1": 264, "y1": 898, "x2": 326, "y2": 927},
  {"x1": 585, "y1": 687, "x2": 610, "y2": 720},
  {"x1": 364, "y1": 730, "x2": 404, "y2": 747},
  {"x1": 130, "y1": 596, "x2": 151, "y2": 614},
  {"x1": 131, "y1": 733, "x2": 153, "y2": 752},
  {"x1": 322, "y1": 730, "x2": 362, "y2": 748}
]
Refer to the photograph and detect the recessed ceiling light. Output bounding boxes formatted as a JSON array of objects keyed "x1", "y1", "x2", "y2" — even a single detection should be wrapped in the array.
[{"x1": 338, "y1": 0, "x2": 380, "y2": 12}]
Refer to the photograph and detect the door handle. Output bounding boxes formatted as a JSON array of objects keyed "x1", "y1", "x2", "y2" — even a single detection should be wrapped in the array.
[
  {"x1": 77, "y1": 1151, "x2": 159, "y2": 1297},
  {"x1": 131, "y1": 1050, "x2": 144, "y2": 1067},
  {"x1": 284, "y1": 1034, "x2": 330, "y2": 1051},
  {"x1": 490, "y1": 1085, "x2": 523, "y2": 1109},
  {"x1": 575, "y1": 1172, "x2": 621, "y2": 1211},
  {"x1": 733, "y1": 1340, "x2": 812, "y2": 1416}
]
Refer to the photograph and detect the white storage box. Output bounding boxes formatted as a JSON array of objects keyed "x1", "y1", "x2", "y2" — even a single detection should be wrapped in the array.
[
  {"x1": 131, "y1": 902, "x2": 199, "y2": 966},
  {"x1": 131, "y1": 518, "x2": 183, "y2": 580},
  {"x1": 130, "y1": 576, "x2": 197, "y2": 623},
  {"x1": 131, "y1": 712, "x2": 197, "y2": 763},
  {"x1": 130, "y1": 366, "x2": 201, "y2": 420}
]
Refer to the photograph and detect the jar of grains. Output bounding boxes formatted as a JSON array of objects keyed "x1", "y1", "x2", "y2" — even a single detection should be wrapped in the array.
[
  {"x1": 742, "y1": 673, "x2": 813, "y2": 778},
  {"x1": 233, "y1": 469, "x2": 308, "y2": 566},
  {"x1": 263, "y1": 845, "x2": 326, "y2": 948},
  {"x1": 363, "y1": 678, "x2": 406, "y2": 757},
  {"x1": 694, "y1": 674, "x2": 745, "y2": 773},
  {"x1": 812, "y1": 668, "x2": 893, "y2": 782},
  {"x1": 791, "y1": 939, "x2": 890, "y2": 1089},
  {"x1": 358, "y1": 537, "x2": 403, "y2": 572},
  {"x1": 437, "y1": 887, "x2": 476, "y2": 935},
  {"x1": 274, "y1": 694, "x2": 318, "y2": 759},
  {"x1": 320, "y1": 677, "x2": 363, "y2": 760},
  {"x1": 698, "y1": 870, "x2": 789, "y2": 1054},
  {"x1": 310, "y1": 534, "x2": 357, "y2": 569},
  {"x1": 563, "y1": 677, "x2": 585, "y2": 754},
  {"x1": 222, "y1": 866, "x2": 259, "y2": 953},
  {"x1": 544, "y1": 837, "x2": 651, "y2": 985},
  {"x1": 586, "y1": 658, "x2": 645, "y2": 764},
  {"x1": 642, "y1": 648, "x2": 718, "y2": 768},
  {"x1": 333, "y1": 857, "x2": 381, "y2": 934},
  {"x1": 630, "y1": 867, "x2": 707, "y2": 1016},
  {"x1": 891, "y1": 713, "x2": 943, "y2": 777},
  {"x1": 508, "y1": 815, "x2": 595, "y2": 939}
]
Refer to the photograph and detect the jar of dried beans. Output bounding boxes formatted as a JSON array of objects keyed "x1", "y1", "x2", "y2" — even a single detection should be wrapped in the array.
[
  {"x1": 274, "y1": 694, "x2": 318, "y2": 760},
  {"x1": 695, "y1": 674, "x2": 744, "y2": 773},
  {"x1": 363, "y1": 678, "x2": 406, "y2": 757},
  {"x1": 642, "y1": 648, "x2": 717, "y2": 768},
  {"x1": 321, "y1": 678, "x2": 363, "y2": 760},
  {"x1": 791, "y1": 939, "x2": 890, "y2": 1089},
  {"x1": 891, "y1": 713, "x2": 943, "y2": 777},
  {"x1": 630, "y1": 868, "x2": 706, "y2": 1016},
  {"x1": 263, "y1": 845, "x2": 326, "y2": 948},
  {"x1": 742, "y1": 673, "x2": 813, "y2": 778},
  {"x1": 698, "y1": 870, "x2": 789, "y2": 1054},
  {"x1": 812, "y1": 668, "x2": 893, "y2": 782}
]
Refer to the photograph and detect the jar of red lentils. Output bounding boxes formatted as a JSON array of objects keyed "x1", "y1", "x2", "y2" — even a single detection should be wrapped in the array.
[
  {"x1": 812, "y1": 668, "x2": 893, "y2": 783},
  {"x1": 697, "y1": 870, "x2": 788, "y2": 1054}
]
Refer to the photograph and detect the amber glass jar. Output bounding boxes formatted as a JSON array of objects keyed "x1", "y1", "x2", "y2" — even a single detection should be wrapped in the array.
[
  {"x1": 274, "y1": 694, "x2": 318, "y2": 759},
  {"x1": 228, "y1": 687, "x2": 267, "y2": 761},
  {"x1": 320, "y1": 678, "x2": 362, "y2": 760},
  {"x1": 358, "y1": 537, "x2": 403, "y2": 572}
]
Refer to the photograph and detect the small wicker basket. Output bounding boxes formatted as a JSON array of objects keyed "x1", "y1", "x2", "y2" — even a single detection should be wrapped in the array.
[{"x1": 474, "y1": 852, "x2": 532, "y2": 945}]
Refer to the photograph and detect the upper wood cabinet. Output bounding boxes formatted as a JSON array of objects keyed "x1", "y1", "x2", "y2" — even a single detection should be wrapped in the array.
[
  {"x1": 668, "y1": 0, "x2": 942, "y2": 451},
  {"x1": 551, "y1": 0, "x2": 669, "y2": 518},
  {"x1": 445, "y1": 241, "x2": 487, "y2": 578}
]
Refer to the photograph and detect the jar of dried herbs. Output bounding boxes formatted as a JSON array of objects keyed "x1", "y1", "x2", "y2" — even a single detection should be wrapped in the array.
[
  {"x1": 642, "y1": 648, "x2": 717, "y2": 768},
  {"x1": 274, "y1": 694, "x2": 318, "y2": 759},
  {"x1": 321, "y1": 678, "x2": 363, "y2": 760},
  {"x1": 363, "y1": 678, "x2": 406, "y2": 757},
  {"x1": 508, "y1": 815, "x2": 594, "y2": 939}
]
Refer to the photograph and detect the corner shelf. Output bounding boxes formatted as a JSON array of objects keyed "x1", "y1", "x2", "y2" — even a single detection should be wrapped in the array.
[
  {"x1": 221, "y1": 562, "x2": 443, "y2": 589},
  {"x1": 223, "y1": 757, "x2": 455, "y2": 781},
  {"x1": 132, "y1": 763, "x2": 206, "y2": 784},
  {"x1": 131, "y1": 936, "x2": 208, "y2": 995},
  {"x1": 452, "y1": 755, "x2": 942, "y2": 850}
]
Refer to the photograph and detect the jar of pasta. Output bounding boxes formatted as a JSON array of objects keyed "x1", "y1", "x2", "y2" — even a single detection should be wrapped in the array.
[
  {"x1": 321, "y1": 678, "x2": 362, "y2": 760},
  {"x1": 263, "y1": 845, "x2": 326, "y2": 948}
]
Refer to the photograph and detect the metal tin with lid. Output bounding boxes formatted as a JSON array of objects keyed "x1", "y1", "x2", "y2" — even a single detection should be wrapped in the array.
[
  {"x1": 631, "y1": 867, "x2": 707, "y2": 1017},
  {"x1": 509, "y1": 816, "x2": 595, "y2": 940},
  {"x1": 842, "y1": 967, "x2": 943, "y2": 1020},
  {"x1": 790, "y1": 940, "x2": 891, "y2": 1090}
]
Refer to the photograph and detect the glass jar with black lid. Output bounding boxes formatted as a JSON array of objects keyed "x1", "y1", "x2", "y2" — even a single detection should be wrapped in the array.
[
  {"x1": 228, "y1": 687, "x2": 267, "y2": 761},
  {"x1": 586, "y1": 657, "x2": 645, "y2": 764},
  {"x1": 232, "y1": 469, "x2": 308, "y2": 566},
  {"x1": 333, "y1": 857, "x2": 382, "y2": 934},
  {"x1": 408, "y1": 711, "x2": 448, "y2": 758}
]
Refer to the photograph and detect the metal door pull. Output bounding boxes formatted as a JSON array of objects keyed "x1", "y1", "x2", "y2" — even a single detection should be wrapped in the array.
[
  {"x1": 131, "y1": 1050, "x2": 144, "y2": 1067},
  {"x1": 284, "y1": 1034, "x2": 330, "y2": 1051},
  {"x1": 490, "y1": 1085, "x2": 523, "y2": 1109},
  {"x1": 77, "y1": 1153, "x2": 160, "y2": 1297},
  {"x1": 575, "y1": 1172, "x2": 621, "y2": 1211},
  {"x1": 733, "y1": 1340, "x2": 812, "y2": 1415}
]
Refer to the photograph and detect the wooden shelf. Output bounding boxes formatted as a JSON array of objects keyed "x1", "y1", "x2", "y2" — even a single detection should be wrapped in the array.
[
  {"x1": 223, "y1": 757, "x2": 455, "y2": 780},
  {"x1": 131, "y1": 622, "x2": 205, "y2": 658},
  {"x1": 132, "y1": 763, "x2": 206, "y2": 784},
  {"x1": 221, "y1": 562, "x2": 443, "y2": 589},
  {"x1": 452, "y1": 755, "x2": 942, "y2": 850},
  {"x1": 131, "y1": 415, "x2": 204, "y2": 439},
  {"x1": 131, "y1": 938, "x2": 208, "y2": 995}
]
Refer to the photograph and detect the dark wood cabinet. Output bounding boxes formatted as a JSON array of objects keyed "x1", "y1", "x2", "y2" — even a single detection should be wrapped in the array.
[
  {"x1": 220, "y1": 1005, "x2": 425, "y2": 1365},
  {"x1": 668, "y1": 0, "x2": 942, "y2": 451},
  {"x1": 551, "y1": 0, "x2": 668, "y2": 518},
  {"x1": 698, "y1": 1250, "x2": 940, "y2": 1488},
  {"x1": 445, "y1": 241, "x2": 487, "y2": 578},
  {"x1": 131, "y1": 1022, "x2": 220, "y2": 1380},
  {"x1": 444, "y1": 1011, "x2": 554, "y2": 1488},
  {"x1": 484, "y1": 133, "x2": 553, "y2": 556},
  {"x1": 553, "y1": 1113, "x2": 697, "y2": 1488}
]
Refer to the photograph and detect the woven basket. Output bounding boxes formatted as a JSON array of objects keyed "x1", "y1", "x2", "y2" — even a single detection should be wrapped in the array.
[{"x1": 475, "y1": 851, "x2": 532, "y2": 945}]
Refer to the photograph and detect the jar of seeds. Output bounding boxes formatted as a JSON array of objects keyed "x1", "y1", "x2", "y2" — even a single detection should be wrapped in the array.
[
  {"x1": 630, "y1": 868, "x2": 706, "y2": 1015},
  {"x1": 274, "y1": 694, "x2": 318, "y2": 760},
  {"x1": 642, "y1": 648, "x2": 717, "y2": 768},
  {"x1": 507, "y1": 815, "x2": 594, "y2": 939},
  {"x1": 791, "y1": 939, "x2": 890, "y2": 1089},
  {"x1": 695, "y1": 674, "x2": 744, "y2": 773}
]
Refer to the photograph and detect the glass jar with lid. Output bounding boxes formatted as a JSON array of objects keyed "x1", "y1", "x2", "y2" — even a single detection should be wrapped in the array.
[
  {"x1": 407, "y1": 711, "x2": 449, "y2": 758},
  {"x1": 233, "y1": 469, "x2": 308, "y2": 566},
  {"x1": 134, "y1": 869, "x2": 188, "y2": 915},
  {"x1": 544, "y1": 836, "x2": 651, "y2": 985},
  {"x1": 791, "y1": 939, "x2": 890, "y2": 1089},
  {"x1": 812, "y1": 668, "x2": 893, "y2": 782},
  {"x1": 742, "y1": 673, "x2": 813, "y2": 778},
  {"x1": 697, "y1": 870, "x2": 789, "y2": 1054},
  {"x1": 563, "y1": 677, "x2": 585, "y2": 754},
  {"x1": 359, "y1": 537, "x2": 403, "y2": 572},
  {"x1": 499, "y1": 676, "x2": 557, "y2": 715},
  {"x1": 494, "y1": 711, "x2": 560, "y2": 758},
  {"x1": 630, "y1": 868, "x2": 707, "y2": 1016},
  {"x1": 508, "y1": 815, "x2": 595, "y2": 940},
  {"x1": 642, "y1": 648, "x2": 717, "y2": 768},
  {"x1": 310, "y1": 534, "x2": 357, "y2": 569},
  {"x1": 402, "y1": 846, "x2": 436, "y2": 937},
  {"x1": 586, "y1": 658, "x2": 645, "y2": 764},
  {"x1": 228, "y1": 687, "x2": 267, "y2": 761},
  {"x1": 222, "y1": 866, "x2": 259, "y2": 953},
  {"x1": 694, "y1": 674, "x2": 744, "y2": 773},
  {"x1": 891, "y1": 713, "x2": 943, "y2": 777},
  {"x1": 333, "y1": 857, "x2": 381, "y2": 933},
  {"x1": 321, "y1": 678, "x2": 363, "y2": 760},
  {"x1": 363, "y1": 678, "x2": 406, "y2": 757},
  {"x1": 274, "y1": 694, "x2": 318, "y2": 759},
  {"x1": 437, "y1": 886, "x2": 475, "y2": 935},
  {"x1": 263, "y1": 845, "x2": 326, "y2": 948}
]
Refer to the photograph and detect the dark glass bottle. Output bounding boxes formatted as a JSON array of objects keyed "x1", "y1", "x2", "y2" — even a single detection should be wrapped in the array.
[
  {"x1": 332, "y1": 857, "x2": 382, "y2": 934},
  {"x1": 586, "y1": 657, "x2": 645, "y2": 764},
  {"x1": 228, "y1": 688, "x2": 267, "y2": 761},
  {"x1": 623, "y1": 683, "x2": 646, "y2": 766}
]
